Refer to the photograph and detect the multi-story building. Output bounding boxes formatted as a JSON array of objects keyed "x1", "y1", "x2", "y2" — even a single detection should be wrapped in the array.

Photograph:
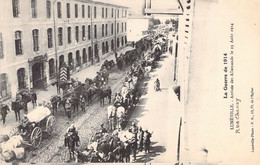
[{"x1": 0, "y1": 0, "x2": 128, "y2": 101}]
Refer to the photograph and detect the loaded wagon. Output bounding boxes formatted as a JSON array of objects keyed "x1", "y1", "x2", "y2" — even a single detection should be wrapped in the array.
[{"x1": 9, "y1": 106, "x2": 56, "y2": 148}]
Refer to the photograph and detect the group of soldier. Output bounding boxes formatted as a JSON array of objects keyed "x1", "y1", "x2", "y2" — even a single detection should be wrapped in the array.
[{"x1": 68, "y1": 122, "x2": 152, "y2": 163}]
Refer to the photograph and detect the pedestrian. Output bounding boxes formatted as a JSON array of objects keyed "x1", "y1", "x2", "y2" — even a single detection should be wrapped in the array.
[
  {"x1": 138, "y1": 127, "x2": 144, "y2": 152},
  {"x1": 0, "y1": 103, "x2": 10, "y2": 125},
  {"x1": 79, "y1": 95, "x2": 85, "y2": 112},
  {"x1": 144, "y1": 130, "x2": 152, "y2": 153},
  {"x1": 31, "y1": 91, "x2": 37, "y2": 108},
  {"x1": 169, "y1": 45, "x2": 173, "y2": 55},
  {"x1": 65, "y1": 99, "x2": 72, "y2": 118}
]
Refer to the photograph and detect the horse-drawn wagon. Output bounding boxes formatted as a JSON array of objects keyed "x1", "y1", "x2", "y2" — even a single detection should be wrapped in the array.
[{"x1": 9, "y1": 106, "x2": 56, "y2": 148}]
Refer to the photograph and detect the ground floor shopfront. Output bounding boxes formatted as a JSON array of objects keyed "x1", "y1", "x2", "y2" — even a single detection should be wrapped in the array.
[{"x1": 0, "y1": 34, "x2": 128, "y2": 101}]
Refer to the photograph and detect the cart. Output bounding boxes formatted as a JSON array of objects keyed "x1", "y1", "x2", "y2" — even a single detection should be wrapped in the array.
[{"x1": 9, "y1": 106, "x2": 56, "y2": 148}]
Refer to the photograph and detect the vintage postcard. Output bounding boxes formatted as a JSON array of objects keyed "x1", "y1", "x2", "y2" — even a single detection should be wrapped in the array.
[{"x1": 0, "y1": 0, "x2": 259, "y2": 164}]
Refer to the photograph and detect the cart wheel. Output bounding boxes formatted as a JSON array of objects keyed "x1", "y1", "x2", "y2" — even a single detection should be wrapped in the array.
[
  {"x1": 46, "y1": 115, "x2": 56, "y2": 135},
  {"x1": 30, "y1": 127, "x2": 42, "y2": 148},
  {"x1": 9, "y1": 126, "x2": 20, "y2": 137}
]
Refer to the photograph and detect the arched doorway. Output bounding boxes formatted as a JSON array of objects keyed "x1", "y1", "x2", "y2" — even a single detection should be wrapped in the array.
[
  {"x1": 17, "y1": 68, "x2": 26, "y2": 90},
  {"x1": 32, "y1": 62, "x2": 45, "y2": 89},
  {"x1": 68, "y1": 52, "x2": 74, "y2": 70}
]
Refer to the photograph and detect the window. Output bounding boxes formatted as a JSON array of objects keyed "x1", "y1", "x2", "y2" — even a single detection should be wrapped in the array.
[
  {"x1": 106, "y1": 41, "x2": 109, "y2": 53},
  {"x1": 94, "y1": 44, "x2": 98, "y2": 58},
  {"x1": 47, "y1": 28, "x2": 53, "y2": 48},
  {"x1": 88, "y1": 25, "x2": 91, "y2": 40},
  {"x1": 121, "y1": 36, "x2": 124, "y2": 46},
  {"x1": 15, "y1": 31, "x2": 22, "y2": 55},
  {"x1": 111, "y1": 23, "x2": 113, "y2": 35},
  {"x1": 75, "y1": 4, "x2": 78, "y2": 18},
  {"x1": 117, "y1": 23, "x2": 119, "y2": 33},
  {"x1": 57, "y1": 2, "x2": 61, "y2": 18},
  {"x1": 117, "y1": 38, "x2": 119, "y2": 48},
  {"x1": 0, "y1": 33, "x2": 3, "y2": 58},
  {"x1": 12, "y1": 0, "x2": 20, "y2": 17},
  {"x1": 82, "y1": 48, "x2": 87, "y2": 63},
  {"x1": 17, "y1": 68, "x2": 26, "y2": 89},
  {"x1": 125, "y1": 36, "x2": 127, "y2": 44},
  {"x1": 49, "y1": 59, "x2": 55, "y2": 78},
  {"x1": 88, "y1": 46, "x2": 92, "y2": 61},
  {"x1": 67, "y1": 3, "x2": 70, "y2": 18},
  {"x1": 105, "y1": 24, "x2": 107, "y2": 36},
  {"x1": 94, "y1": 6, "x2": 96, "y2": 18},
  {"x1": 117, "y1": 9, "x2": 119, "y2": 18},
  {"x1": 68, "y1": 52, "x2": 73, "y2": 70},
  {"x1": 125, "y1": 22, "x2": 127, "y2": 31},
  {"x1": 88, "y1": 6, "x2": 90, "y2": 18},
  {"x1": 102, "y1": 24, "x2": 104, "y2": 37},
  {"x1": 102, "y1": 7, "x2": 104, "y2": 18},
  {"x1": 122, "y1": 23, "x2": 123, "y2": 32},
  {"x1": 32, "y1": 29, "x2": 39, "y2": 51},
  {"x1": 76, "y1": 50, "x2": 81, "y2": 67},
  {"x1": 125, "y1": 10, "x2": 127, "y2": 17},
  {"x1": 105, "y1": 8, "x2": 107, "y2": 18},
  {"x1": 112, "y1": 8, "x2": 113, "y2": 18},
  {"x1": 58, "y1": 27, "x2": 63, "y2": 46},
  {"x1": 67, "y1": 27, "x2": 71, "y2": 44},
  {"x1": 111, "y1": 39, "x2": 114, "y2": 51},
  {"x1": 82, "y1": 5, "x2": 85, "y2": 18},
  {"x1": 0, "y1": 74, "x2": 8, "y2": 98},
  {"x1": 94, "y1": 25, "x2": 97, "y2": 39},
  {"x1": 31, "y1": 0, "x2": 37, "y2": 18},
  {"x1": 82, "y1": 25, "x2": 85, "y2": 40},
  {"x1": 102, "y1": 42, "x2": 105, "y2": 55},
  {"x1": 59, "y1": 55, "x2": 64, "y2": 67},
  {"x1": 46, "y1": 1, "x2": 51, "y2": 18},
  {"x1": 75, "y1": 26, "x2": 79, "y2": 42}
]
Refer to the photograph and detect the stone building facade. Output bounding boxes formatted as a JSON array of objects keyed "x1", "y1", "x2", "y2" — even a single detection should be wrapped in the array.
[{"x1": 0, "y1": 0, "x2": 128, "y2": 100}]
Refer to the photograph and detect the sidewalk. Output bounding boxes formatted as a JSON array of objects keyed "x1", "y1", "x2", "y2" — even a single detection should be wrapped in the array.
[
  {"x1": 124, "y1": 49, "x2": 181, "y2": 163},
  {"x1": 0, "y1": 46, "x2": 134, "y2": 135}
]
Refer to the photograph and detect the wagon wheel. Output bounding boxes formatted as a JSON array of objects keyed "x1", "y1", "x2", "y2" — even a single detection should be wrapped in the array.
[
  {"x1": 46, "y1": 115, "x2": 56, "y2": 135},
  {"x1": 30, "y1": 127, "x2": 42, "y2": 148},
  {"x1": 9, "y1": 125, "x2": 20, "y2": 137}
]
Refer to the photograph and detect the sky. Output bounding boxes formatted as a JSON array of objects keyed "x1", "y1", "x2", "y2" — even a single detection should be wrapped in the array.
[{"x1": 92, "y1": 0, "x2": 180, "y2": 16}]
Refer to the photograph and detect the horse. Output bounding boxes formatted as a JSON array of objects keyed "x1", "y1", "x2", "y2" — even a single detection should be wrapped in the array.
[
  {"x1": 98, "y1": 88, "x2": 112, "y2": 106},
  {"x1": 64, "y1": 132, "x2": 80, "y2": 160},
  {"x1": 11, "y1": 101, "x2": 23, "y2": 121},
  {"x1": 116, "y1": 106, "x2": 126, "y2": 130}
]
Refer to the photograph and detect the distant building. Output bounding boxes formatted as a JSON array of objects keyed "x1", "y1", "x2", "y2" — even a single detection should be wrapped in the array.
[
  {"x1": 127, "y1": 11, "x2": 150, "y2": 42},
  {"x1": 0, "y1": 0, "x2": 128, "y2": 101}
]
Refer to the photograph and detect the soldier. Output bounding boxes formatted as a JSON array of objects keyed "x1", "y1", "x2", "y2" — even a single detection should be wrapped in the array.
[
  {"x1": 138, "y1": 127, "x2": 144, "y2": 152},
  {"x1": 100, "y1": 124, "x2": 108, "y2": 134},
  {"x1": 124, "y1": 141, "x2": 131, "y2": 163},
  {"x1": 67, "y1": 124, "x2": 80, "y2": 146},
  {"x1": 144, "y1": 130, "x2": 152, "y2": 153},
  {"x1": 0, "y1": 103, "x2": 10, "y2": 125},
  {"x1": 113, "y1": 141, "x2": 124, "y2": 162},
  {"x1": 31, "y1": 91, "x2": 37, "y2": 108},
  {"x1": 65, "y1": 99, "x2": 72, "y2": 118},
  {"x1": 79, "y1": 95, "x2": 85, "y2": 112}
]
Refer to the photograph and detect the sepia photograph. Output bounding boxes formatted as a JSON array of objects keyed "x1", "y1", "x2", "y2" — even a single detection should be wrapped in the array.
[{"x1": 0, "y1": 0, "x2": 259, "y2": 164}]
